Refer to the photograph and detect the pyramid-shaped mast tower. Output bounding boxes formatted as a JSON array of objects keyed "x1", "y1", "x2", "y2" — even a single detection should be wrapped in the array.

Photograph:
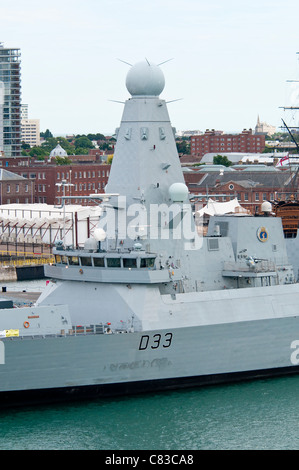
[
  {"x1": 106, "y1": 60, "x2": 188, "y2": 209},
  {"x1": 104, "y1": 60, "x2": 195, "y2": 252}
]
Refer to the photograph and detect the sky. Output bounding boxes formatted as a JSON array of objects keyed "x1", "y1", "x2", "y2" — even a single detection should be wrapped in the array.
[{"x1": 1, "y1": 0, "x2": 299, "y2": 136}]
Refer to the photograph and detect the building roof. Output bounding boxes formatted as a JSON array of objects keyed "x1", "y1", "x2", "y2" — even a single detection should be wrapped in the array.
[
  {"x1": 0, "y1": 169, "x2": 26, "y2": 181},
  {"x1": 190, "y1": 168, "x2": 294, "y2": 191},
  {"x1": 50, "y1": 144, "x2": 68, "y2": 157}
]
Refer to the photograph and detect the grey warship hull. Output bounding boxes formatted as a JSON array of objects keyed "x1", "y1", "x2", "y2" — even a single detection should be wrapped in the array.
[{"x1": 1, "y1": 283, "x2": 299, "y2": 406}]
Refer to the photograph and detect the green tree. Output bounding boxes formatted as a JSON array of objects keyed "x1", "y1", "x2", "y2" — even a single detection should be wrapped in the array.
[
  {"x1": 74, "y1": 136, "x2": 93, "y2": 150},
  {"x1": 21, "y1": 142, "x2": 31, "y2": 150},
  {"x1": 176, "y1": 140, "x2": 190, "y2": 154},
  {"x1": 55, "y1": 156, "x2": 72, "y2": 165},
  {"x1": 29, "y1": 146, "x2": 48, "y2": 158},
  {"x1": 40, "y1": 129, "x2": 53, "y2": 139},
  {"x1": 213, "y1": 155, "x2": 232, "y2": 167},
  {"x1": 87, "y1": 133, "x2": 106, "y2": 141},
  {"x1": 74, "y1": 147, "x2": 89, "y2": 155},
  {"x1": 41, "y1": 137, "x2": 74, "y2": 155}
]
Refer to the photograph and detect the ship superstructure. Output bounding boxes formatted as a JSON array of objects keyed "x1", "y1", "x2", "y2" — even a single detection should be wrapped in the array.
[{"x1": 1, "y1": 61, "x2": 299, "y2": 406}]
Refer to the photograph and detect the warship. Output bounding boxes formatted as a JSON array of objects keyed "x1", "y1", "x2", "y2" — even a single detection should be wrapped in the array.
[{"x1": 1, "y1": 60, "x2": 299, "y2": 407}]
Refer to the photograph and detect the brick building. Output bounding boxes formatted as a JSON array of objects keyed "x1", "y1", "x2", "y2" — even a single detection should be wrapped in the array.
[
  {"x1": 184, "y1": 166, "x2": 296, "y2": 214},
  {"x1": 190, "y1": 129, "x2": 265, "y2": 158},
  {"x1": 0, "y1": 169, "x2": 34, "y2": 204},
  {"x1": 0, "y1": 156, "x2": 110, "y2": 205}
]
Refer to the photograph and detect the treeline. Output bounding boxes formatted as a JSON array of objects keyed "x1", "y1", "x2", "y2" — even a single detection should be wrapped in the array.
[{"x1": 22, "y1": 130, "x2": 116, "y2": 159}]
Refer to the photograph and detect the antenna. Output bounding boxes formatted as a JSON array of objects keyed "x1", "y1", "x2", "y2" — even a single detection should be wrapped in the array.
[
  {"x1": 166, "y1": 98, "x2": 183, "y2": 104},
  {"x1": 282, "y1": 119, "x2": 299, "y2": 151},
  {"x1": 157, "y1": 58, "x2": 174, "y2": 66},
  {"x1": 108, "y1": 99, "x2": 126, "y2": 104},
  {"x1": 117, "y1": 59, "x2": 133, "y2": 66}
]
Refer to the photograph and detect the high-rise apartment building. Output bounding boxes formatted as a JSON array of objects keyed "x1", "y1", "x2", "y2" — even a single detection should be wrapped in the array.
[
  {"x1": 21, "y1": 119, "x2": 40, "y2": 147},
  {"x1": 21, "y1": 104, "x2": 28, "y2": 120},
  {"x1": 0, "y1": 43, "x2": 21, "y2": 158}
]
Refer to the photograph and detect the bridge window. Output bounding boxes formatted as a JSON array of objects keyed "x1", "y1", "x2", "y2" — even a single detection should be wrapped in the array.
[
  {"x1": 107, "y1": 258, "x2": 121, "y2": 268},
  {"x1": 123, "y1": 258, "x2": 137, "y2": 268},
  {"x1": 140, "y1": 258, "x2": 155, "y2": 268},
  {"x1": 80, "y1": 257, "x2": 92, "y2": 266},
  {"x1": 94, "y1": 257, "x2": 105, "y2": 267}
]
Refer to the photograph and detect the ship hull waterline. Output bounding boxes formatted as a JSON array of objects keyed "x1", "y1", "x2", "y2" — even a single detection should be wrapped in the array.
[{"x1": 1, "y1": 315, "x2": 299, "y2": 407}]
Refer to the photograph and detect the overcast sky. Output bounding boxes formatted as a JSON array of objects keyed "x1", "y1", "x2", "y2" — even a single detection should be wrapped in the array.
[{"x1": 2, "y1": 0, "x2": 299, "y2": 136}]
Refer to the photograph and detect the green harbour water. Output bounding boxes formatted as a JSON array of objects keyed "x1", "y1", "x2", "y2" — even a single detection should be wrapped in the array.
[{"x1": 1, "y1": 375, "x2": 299, "y2": 450}]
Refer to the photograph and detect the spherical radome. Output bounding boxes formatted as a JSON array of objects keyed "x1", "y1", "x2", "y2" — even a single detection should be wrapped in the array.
[
  {"x1": 261, "y1": 201, "x2": 272, "y2": 213},
  {"x1": 169, "y1": 183, "x2": 189, "y2": 202},
  {"x1": 93, "y1": 228, "x2": 107, "y2": 241},
  {"x1": 126, "y1": 61, "x2": 165, "y2": 96}
]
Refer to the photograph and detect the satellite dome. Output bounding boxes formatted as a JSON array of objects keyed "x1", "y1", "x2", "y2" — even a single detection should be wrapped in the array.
[
  {"x1": 169, "y1": 183, "x2": 189, "y2": 202},
  {"x1": 126, "y1": 60, "x2": 165, "y2": 97},
  {"x1": 93, "y1": 228, "x2": 107, "y2": 241},
  {"x1": 261, "y1": 201, "x2": 272, "y2": 213},
  {"x1": 84, "y1": 237, "x2": 98, "y2": 252}
]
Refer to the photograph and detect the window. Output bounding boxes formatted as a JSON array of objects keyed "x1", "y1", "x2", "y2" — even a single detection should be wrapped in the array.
[
  {"x1": 123, "y1": 258, "x2": 137, "y2": 268},
  {"x1": 140, "y1": 258, "x2": 155, "y2": 268},
  {"x1": 68, "y1": 256, "x2": 79, "y2": 265},
  {"x1": 16, "y1": 184, "x2": 19, "y2": 193},
  {"x1": 107, "y1": 258, "x2": 121, "y2": 268},
  {"x1": 94, "y1": 258, "x2": 105, "y2": 267},
  {"x1": 80, "y1": 257, "x2": 92, "y2": 266},
  {"x1": 6, "y1": 184, "x2": 10, "y2": 193},
  {"x1": 255, "y1": 193, "x2": 259, "y2": 202},
  {"x1": 208, "y1": 239, "x2": 219, "y2": 251}
]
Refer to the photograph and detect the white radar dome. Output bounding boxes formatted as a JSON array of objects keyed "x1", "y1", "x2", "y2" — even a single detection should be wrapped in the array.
[
  {"x1": 261, "y1": 201, "x2": 272, "y2": 213},
  {"x1": 84, "y1": 238, "x2": 98, "y2": 252},
  {"x1": 93, "y1": 228, "x2": 107, "y2": 241},
  {"x1": 126, "y1": 60, "x2": 165, "y2": 96},
  {"x1": 169, "y1": 183, "x2": 189, "y2": 202}
]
